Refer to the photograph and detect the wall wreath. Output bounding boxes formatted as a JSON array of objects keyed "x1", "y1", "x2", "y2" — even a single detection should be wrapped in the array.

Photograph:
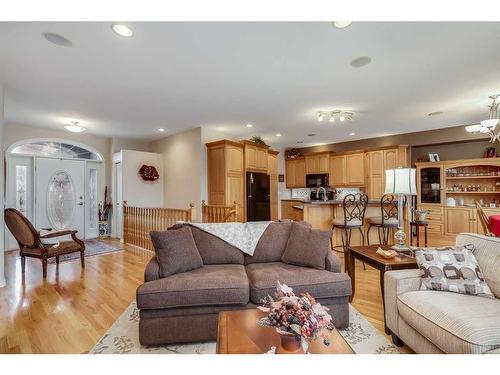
[{"x1": 138, "y1": 165, "x2": 160, "y2": 181}]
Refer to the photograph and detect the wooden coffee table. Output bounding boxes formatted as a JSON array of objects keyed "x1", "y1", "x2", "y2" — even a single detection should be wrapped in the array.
[
  {"x1": 346, "y1": 245, "x2": 418, "y2": 334},
  {"x1": 217, "y1": 309, "x2": 354, "y2": 354}
]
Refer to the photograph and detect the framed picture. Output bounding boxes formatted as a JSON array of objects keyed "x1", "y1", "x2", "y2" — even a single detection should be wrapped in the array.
[
  {"x1": 428, "y1": 153, "x2": 436, "y2": 162},
  {"x1": 433, "y1": 153, "x2": 440, "y2": 162},
  {"x1": 486, "y1": 147, "x2": 496, "y2": 158}
]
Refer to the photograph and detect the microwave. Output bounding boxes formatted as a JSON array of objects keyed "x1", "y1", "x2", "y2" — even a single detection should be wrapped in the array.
[{"x1": 306, "y1": 173, "x2": 329, "y2": 188}]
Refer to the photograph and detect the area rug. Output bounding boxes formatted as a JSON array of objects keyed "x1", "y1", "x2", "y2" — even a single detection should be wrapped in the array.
[
  {"x1": 89, "y1": 302, "x2": 400, "y2": 354},
  {"x1": 47, "y1": 239, "x2": 122, "y2": 264}
]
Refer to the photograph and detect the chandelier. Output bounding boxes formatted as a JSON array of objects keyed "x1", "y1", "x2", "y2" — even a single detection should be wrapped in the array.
[
  {"x1": 317, "y1": 110, "x2": 354, "y2": 123},
  {"x1": 465, "y1": 94, "x2": 500, "y2": 142}
]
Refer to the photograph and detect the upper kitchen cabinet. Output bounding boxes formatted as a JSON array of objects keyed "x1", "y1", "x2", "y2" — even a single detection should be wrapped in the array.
[
  {"x1": 305, "y1": 152, "x2": 330, "y2": 174},
  {"x1": 329, "y1": 155, "x2": 346, "y2": 186},
  {"x1": 365, "y1": 146, "x2": 409, "y2": 200},
  {"x1": 329, "y1": 152, "x2": 364, "y2": 186},
  {"x1": 244, "y1": 141, "x2": 268, "y2": 172},
  {"x1": 286, "y1": 157, "x2": 306, "y2": 188}
]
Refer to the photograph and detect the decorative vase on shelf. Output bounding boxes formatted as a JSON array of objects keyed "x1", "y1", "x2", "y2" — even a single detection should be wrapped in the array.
[{"x1": 275, "y1": 333, "x2": 305, "y2": 354}]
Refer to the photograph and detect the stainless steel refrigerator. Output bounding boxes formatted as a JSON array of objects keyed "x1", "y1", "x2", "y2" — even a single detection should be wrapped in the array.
[{"x1": 246, "y1": 172, "x2": 270, "y2": 222}]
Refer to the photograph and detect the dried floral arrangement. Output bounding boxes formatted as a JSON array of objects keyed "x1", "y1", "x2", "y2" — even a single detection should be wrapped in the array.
[
  {"x1": 249, "y1": 136, "x2": 268, "y2": 146},
  {"x1": 285, "y1": 148, "x2": 301, "y2": 159},
  {"x1": 257, "y1": 282, "x2": 334, "y2": 352}
]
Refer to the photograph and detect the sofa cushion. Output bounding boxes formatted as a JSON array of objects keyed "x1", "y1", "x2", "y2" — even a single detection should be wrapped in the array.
[
  {"x1": 137, "y1": 264, "x2": 249, "y2": 310},
  {"x1": 281, "y1": 222, "x2": 331, "y2": 270},
  {"x1": 150, "y1": 227, "x2": 203, "y2": 278},
  {"x1": 245, "y1": 262, "x2": 351, "y2": 304},
  {"x1": 244, "y1": 222, "x2": 293, "y2": 265},
  {"x1": 415, "y1": 245, "x2": 493, "y2": 298},
  {"x1": 456, "y1": 233, "x2": 500, "y2": 298},
  {"x1": 397, "y1": 290, "x2": 500, "y2": 354},
  {"x1": 188, "y1": 225, "x2": 245, "y2": 265}
]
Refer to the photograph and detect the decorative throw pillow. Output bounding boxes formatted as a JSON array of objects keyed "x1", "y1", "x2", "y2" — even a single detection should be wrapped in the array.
[
  {"x1": 281, "y1": 221, "x2": 331, "y2": 270},
  {"x1": 150, "y1": 226, "x2": 203, "y2": 278},
  {"x1": 415, "y1": 245, "x2": 494, "y2": 298}
]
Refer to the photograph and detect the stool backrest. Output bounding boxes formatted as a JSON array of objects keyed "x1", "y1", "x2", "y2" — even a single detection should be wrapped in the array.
[{"x1": 342, "y1": 193, "x2": 368, "y2": 226}]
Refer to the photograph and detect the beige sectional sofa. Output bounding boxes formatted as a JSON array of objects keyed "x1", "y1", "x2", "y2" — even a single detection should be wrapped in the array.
[
  {"x1": 136, "y1": 221, "x2": 352, "y2": 346},
  {"x1": 384, "y1": 233, "x2": 500, "y2": 354}
]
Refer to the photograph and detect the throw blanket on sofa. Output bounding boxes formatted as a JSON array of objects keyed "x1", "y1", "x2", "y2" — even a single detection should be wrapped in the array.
[{"x1": 187, "y1": 221, "x2": 272, "y2": 256}]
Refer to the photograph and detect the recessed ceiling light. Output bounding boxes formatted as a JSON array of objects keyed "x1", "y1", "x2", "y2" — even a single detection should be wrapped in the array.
[
  {"x1": 332, "y1": 21, "x2": 353, "y2": 29},
  {"x1": 317, "y1": 113, "x2": 324, "y2": 122},
  {"x1": 350, "y1": 56, "x2": 372, "y2": 68},
  {"x1": 246, "y1": 123, "x2": 253, "y2": 128},
  {"x1": 349, "y1": 132, "x2": 356, "y2": 136},
  {"x1": 307, "y1": 133, "x2": 316, "y2": 137},
  {"x1": 42, "y1": 32, "x2": 72, "y2": 47},
  {"x1": 157, "y1": 128, "x2": 165, "y2": 132},
  {"x1": 64, "y1": 121, "x2": 86, "y2": 133},
  {"x1": 339, "y1": 115, "x2": 346, "y2": 122},
  {"x1": 275, "y1": 133, "x2": 282, "y2": 137},
  {"x1": 428, "y1": 111, "x2": 444, "y2": 116},
  {"x1": 111, "y1": 23, "x2": 134, "y2": 37}
]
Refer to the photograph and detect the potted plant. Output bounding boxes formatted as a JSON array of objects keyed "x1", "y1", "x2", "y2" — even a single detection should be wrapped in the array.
[{"x1": 257, "y1": 282, "x2": 334, "y2": 353}]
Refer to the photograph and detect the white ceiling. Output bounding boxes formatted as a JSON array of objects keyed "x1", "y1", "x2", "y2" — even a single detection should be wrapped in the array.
[{"x1": 0, "y1": 22, "x2": 499, "y2": 148}]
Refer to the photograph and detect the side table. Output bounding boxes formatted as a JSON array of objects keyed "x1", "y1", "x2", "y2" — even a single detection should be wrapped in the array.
[{"x1": 410, "y1": 221, "x2": 428, "y2": 247}]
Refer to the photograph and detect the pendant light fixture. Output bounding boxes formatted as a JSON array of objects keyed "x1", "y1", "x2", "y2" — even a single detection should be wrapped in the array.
[{"x1": 466, "y1": 94, "x2": 500, "y2": 142}]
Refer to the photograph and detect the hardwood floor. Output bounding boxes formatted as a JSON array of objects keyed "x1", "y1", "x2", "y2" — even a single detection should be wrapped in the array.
[{"x1": 0, "y1": 236, "x2": 454, "y2": 354}]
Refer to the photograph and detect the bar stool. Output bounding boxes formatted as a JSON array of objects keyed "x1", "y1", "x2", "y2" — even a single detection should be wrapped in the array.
[
  {"x1": 332, "y1": 193, "x2": 369, "y2": 253},
  {"x1": 366, "y1": 194, "x2": 404, "y2": 245}
]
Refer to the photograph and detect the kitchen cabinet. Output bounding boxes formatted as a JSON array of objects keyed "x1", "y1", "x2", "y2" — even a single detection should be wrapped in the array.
[
  {"x1": 244, "y1": 142, "x2": 268, "y2": 172},
  {"x1": 365, "y1": 146, "x2": 408, "y2": 200},
  {"x1": 329, "y1": 155, "x2": 346, "y2": 186},
  {"x1": 329, "y1": 152, "x2": 365, "y2": 187},
  {"x1": 305, "y1": 153, "x2": 329, "y2": 174},
  {"x1": 206, "y1": 140, "x2": 245, "y2": 221},
  {"x1": 268, "y1": 151, "x2": 279, "y2": 221},
  {"x1": 286, "y1": 158, "x2": 306, "y2": 188},
  {"x1": 281, "y1": 201, "x2": 303, "y2": 221},
  {"x1": 445, "y1": 207, "x2": 476, "y2": 235}
]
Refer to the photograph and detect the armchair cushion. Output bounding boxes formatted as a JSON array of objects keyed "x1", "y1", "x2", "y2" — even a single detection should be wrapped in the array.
[
  {"x1": 415, "y1": 245, "x2": 494, "y2": 299},
  {"x1": 397, "y1": 290, "x2": 500, "y2": 354},
  {"x1": 150, "y1": 226, "x2": 203, "y2": 278},
  {"x1": 281, "y1": 222, "x2": 331, "y2": 270}
]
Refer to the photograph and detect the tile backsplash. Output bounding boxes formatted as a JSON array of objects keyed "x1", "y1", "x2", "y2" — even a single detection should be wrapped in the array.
[{"x1": 291, "y1": 188, "x2": 311, "y2": 199}]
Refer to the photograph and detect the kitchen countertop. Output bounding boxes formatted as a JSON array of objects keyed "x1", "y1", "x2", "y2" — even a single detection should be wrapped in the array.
[{"x1": 282, "y1": 199, "x2": 383, "y2": 205}]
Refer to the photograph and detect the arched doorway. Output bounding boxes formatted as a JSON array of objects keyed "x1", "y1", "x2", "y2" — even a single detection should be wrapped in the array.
[{"x1": 5, "y1": 139, "x2": 104, "y2": 249}]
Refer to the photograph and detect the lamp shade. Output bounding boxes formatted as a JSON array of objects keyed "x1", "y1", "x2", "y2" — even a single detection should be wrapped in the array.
[{"x1": 384, "y1": 167, "x2": 417, "y2": 196}]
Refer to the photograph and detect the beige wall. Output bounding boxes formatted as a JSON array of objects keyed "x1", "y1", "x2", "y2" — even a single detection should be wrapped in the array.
[
  {"x1": 149, "y1": 127, "x2": 203, "y2": 220},
  {"x1": 120, "y1": 150, "x2": 164, "y2": 207}
]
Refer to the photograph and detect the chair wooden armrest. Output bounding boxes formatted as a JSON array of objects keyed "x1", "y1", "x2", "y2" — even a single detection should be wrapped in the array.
[{"x1": 39, "y1": 230, "x2": 78, "y2": 239}]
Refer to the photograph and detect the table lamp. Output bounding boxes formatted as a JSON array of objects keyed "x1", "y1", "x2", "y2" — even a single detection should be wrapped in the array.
[{"x1": 384, "y1": 167, "x2": 417, "y2": 250}]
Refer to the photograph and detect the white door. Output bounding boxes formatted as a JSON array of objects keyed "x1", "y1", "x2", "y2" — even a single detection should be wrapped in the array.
[{"x1": 35, "y1": 158, "x2": 86, "y2": 239}]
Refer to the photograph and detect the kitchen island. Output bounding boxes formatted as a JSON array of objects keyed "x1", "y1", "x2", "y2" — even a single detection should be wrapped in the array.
[{"x1": 281, "y1": 199, "x2": 408, "y2": 247}]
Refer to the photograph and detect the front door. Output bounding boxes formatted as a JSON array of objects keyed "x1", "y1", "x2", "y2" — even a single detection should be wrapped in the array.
[{"x1": 35, "y1": 158, "x2": 86, "y2": 239}]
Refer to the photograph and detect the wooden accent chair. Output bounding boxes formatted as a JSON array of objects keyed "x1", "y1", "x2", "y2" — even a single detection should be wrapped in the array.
[
  {"x1": 4, "y1": 208, "x2": 85, "y2": 278},
  {"x1": 475, "y1": 202, "x2": 494, "y2": 236},
  {"x1": 201, "y1": 201, "x2": 238, "y2": 223}
]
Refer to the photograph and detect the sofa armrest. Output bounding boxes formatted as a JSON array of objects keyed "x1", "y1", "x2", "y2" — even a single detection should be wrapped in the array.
[
  {"x1": 144, "y1": 256, "x2": 160, "y2": 282},
  {"x1": 384, "y1": 269, "x2": 421, "y2": 336},
  {"x1": 325, "y1": 250, "x2": 341, "y2": 273}
]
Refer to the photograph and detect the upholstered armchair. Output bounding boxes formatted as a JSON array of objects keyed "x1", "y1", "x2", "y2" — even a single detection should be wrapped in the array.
[
  {"x1": 384, "y1": 233, "x2": 500, "y2": 354},
  {"x1": 4, "y1": 208, "x2": 85, "y2": 278}
]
